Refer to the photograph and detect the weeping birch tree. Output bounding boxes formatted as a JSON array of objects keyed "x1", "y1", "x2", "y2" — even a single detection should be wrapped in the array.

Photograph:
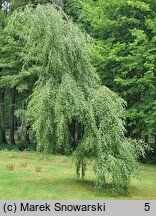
[{"x1": 5, "y1": 4, "x2": 147, "y2": 194}]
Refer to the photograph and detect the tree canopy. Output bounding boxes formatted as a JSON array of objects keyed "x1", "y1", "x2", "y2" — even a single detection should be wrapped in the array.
[{"x1": 80, "y1": 0, "x2": 156, "y2": 140}]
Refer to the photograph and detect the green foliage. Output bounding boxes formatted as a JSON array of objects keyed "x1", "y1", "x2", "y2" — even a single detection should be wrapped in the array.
[
  {"x1": 15, "y1": 108, "x2": 29, "y2": 140},
  {"x1": 16, "y1": 141, "x2": 36, "y2": 151},
  {"x1": 1, "y1": 3, "x2": 148, "y2": 194},
  {"x1": 16, "y1": 141, "x2": 28, "y2": 151},
  {"x1": 80, "y1": 0, "x2": 156, "y2": 139},
  {"x1": 0, "y1": 142, "x2": 36, "y2": 151}
]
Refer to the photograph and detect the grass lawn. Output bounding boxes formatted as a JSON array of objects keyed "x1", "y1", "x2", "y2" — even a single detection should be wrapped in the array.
[{"x1": 0, "y1": 150, "x2": 156, "y2": 200}]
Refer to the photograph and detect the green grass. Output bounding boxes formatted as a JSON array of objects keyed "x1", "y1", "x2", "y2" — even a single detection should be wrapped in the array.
[{"x1": 0, "y1": 150, "x2": 156, "y2": 200}]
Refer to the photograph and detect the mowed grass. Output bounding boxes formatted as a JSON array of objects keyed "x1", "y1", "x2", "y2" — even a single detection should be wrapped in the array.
[{"x1": 0, "y1": 150, "x2": 156, "y2": 200}]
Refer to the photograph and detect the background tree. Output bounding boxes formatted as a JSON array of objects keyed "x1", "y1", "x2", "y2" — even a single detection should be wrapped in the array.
[
  {"x1": 79, "y1": 0, "x2": 156, "y2": 147},
  {"x1": 0, "y1": 7, "x2": 23, "y2": 145},
  {"x1": 0, "y1": 5, "x2": 9, "y2": 144},
  {"x1": 0, "y1": 0, "x2": 82, "y2": 146}
]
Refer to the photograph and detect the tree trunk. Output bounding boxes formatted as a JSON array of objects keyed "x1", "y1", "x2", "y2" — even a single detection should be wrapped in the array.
[
  {"x1": 70, "y1": 119, "x2": 77, "y2": 149},
  {"x1": 9, "y1": 87, "x2": 16, "y2": 145},
  {"x1": 0, "y1": 88, "x2": 7, "y2": 144},
  {"x1": 24, "y1": 125, "x2": 30, "y2": 144},
  {"x1": 137, "y1": 132, "x2": 141, "y2": 139},
  {"x1": 145, "y1": 135, "x2": 148, "y2": 144}
]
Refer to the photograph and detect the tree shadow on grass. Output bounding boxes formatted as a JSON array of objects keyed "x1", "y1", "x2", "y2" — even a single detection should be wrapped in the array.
[
  {"x1": 23, "y1": 176, "x2": 131, "y2": 199},
  {"x1": 74, "y1": 179, "x2": 129, "y2": 199}
]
